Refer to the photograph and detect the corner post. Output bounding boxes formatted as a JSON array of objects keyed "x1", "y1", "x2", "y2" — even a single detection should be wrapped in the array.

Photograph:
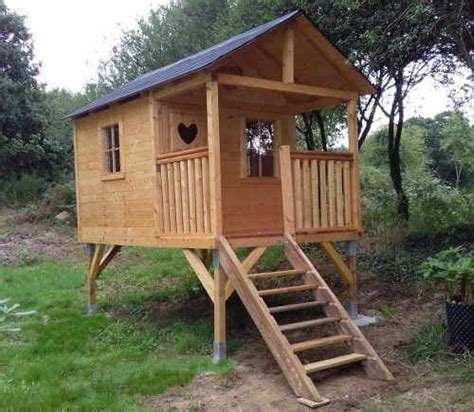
[
  {"x1": 347, "y1": 99, "x2": 361, "y2": 233},
  {"x1": 86, "y1": 243, "x2": 105, "y2": 314},
  {"x1": 280, "y1": 146, "x2": 295, "y2": 236},
  {"x1": 206, "y1": 80, "x2": 222, "y2": 238},
  {"x1": 212, "y1": 249, "x2": 226, "y2": 362}
]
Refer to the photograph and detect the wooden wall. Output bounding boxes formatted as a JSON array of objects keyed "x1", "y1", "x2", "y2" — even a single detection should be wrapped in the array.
[
  {"x1": 219, "y1": 108, "x2": 295, "y2": 237},
  {"x1": 74, "y1": 95, "x2": 158, "y2": 246}
]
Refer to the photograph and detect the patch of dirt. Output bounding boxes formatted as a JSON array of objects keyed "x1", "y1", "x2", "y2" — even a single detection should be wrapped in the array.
[
  {"x1": 0, "y1": 210, "x2": 82, "y2": 265},
  {"x1": 143, "y1": 262, "x2": 442, "y2": 411}
]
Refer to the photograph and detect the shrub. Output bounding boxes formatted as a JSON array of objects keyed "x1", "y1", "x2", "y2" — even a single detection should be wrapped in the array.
[{"x1": 0, "y1": 174, "x2": 46, "y2": 206}]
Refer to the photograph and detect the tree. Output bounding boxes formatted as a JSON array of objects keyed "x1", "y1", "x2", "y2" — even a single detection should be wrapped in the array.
[{"x1": 439, "y1": 111, "x2": 474, "y2": 187}]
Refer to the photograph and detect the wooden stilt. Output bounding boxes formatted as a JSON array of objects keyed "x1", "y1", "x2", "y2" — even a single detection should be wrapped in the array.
[
  {"x1": 213, "y1": 249, "x2": 226, "y2": 362},
  {"x1": 86, "y1": 244, "x2": 105, "y2": 314},
  {"x1": 346, "y1": 240, "x2": 358, "y2": 318}
]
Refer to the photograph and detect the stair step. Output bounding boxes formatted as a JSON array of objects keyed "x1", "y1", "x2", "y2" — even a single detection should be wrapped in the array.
[
  {"x1": 279, "y1": 317, "x2": 339, "y2": 332},
  {"x1": 248, "y1": 269, "x2": 306, "y2": 280},
  {"x1": 268, "y1": 300, "x2": 327, "y2": 314},
  {"x1": 291, "y1": 335, "x2": 352, "y2": 352},
  {"x1": 304, "y1": 353, "x2": 367, "y2": 374},
  {"x1": 258, "y1": 284, "x2": 317, "y2": 297}
]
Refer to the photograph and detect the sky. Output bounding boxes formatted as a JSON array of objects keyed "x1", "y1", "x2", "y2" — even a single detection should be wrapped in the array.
[{"x1": 7, "y1": 0, "x2": 473, "y2": 124}]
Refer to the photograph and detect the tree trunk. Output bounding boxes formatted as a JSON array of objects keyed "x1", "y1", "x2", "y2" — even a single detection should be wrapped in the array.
[
  {"x1": 387, "y1": 74, "x2": 409, "y2": 222},
  {"x1": 314, "y1": 110, "x2": 327, "y2": 151},
  {"x1": 301, "y1": 112, "x2": 316, "y2": 151}
]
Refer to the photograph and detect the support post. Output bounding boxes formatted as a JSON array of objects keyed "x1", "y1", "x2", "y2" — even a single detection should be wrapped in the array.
[
  {"x1": 212, "y1": 249, "x2": 226, "y2": 362},
  {"x1": 347, "y1": 99, "x2": 361, "y2": 233},
  {"x1": 206, "y1": 80, "x2": 222, "y2": 237},
  {"x1": 280, "y1": 146, "x2": 295, "y2": 236},
  {"x1": 86, "y1": 243, "x2": 105, "y2": 314},
  {"x1": 345, "y1": 240, "x2": 358, "y2": 319}
]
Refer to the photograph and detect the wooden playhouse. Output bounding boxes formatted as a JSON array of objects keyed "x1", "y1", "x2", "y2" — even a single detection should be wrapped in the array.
[{"x1": 68, "y1": 10, "x2": 393, "y2": 408}]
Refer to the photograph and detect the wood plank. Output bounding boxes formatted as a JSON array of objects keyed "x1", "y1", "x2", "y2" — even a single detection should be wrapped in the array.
[
  {"x1": 248, "y1": 269, "x2": 305, "y2": 280},
  {"x1": 269, "y1": 300, "x2": 327, "y2": 314},
  {"x1": 282, "y1": 28, "x2": 294, "y2": 83},
  {"x1": 206, "y1": 81, "x2": 222, "y2": 236},
  {"x1": 310, "y1": 159, "x2": 320, "y2": 228},
  {"x1": 327, "y1": 160, "x2": 335, "y2": 227},
  {"x1": 335, "y1": 161, "x2": 344, "y2": 226},
  {"x1": 343, "y1": 161, "x2": 351, "y2": 226},
  {"x1": 319, "y1": 160, "x2": 328, "y2": 227},
  {"x1": 293, "y1": 158, "x2": 303, "y2": 229},
  {"x1": 173, "y1": 161, "x2": 183, "y2": 233},
  {"x1": 153, "y1": 72, "x2": 211, "y2": 100},
  {"x1": 217, "y1": 73, "x2": 357, "y2": 100},
  {"x1": 161, "y1": 163, "x2": 171, "y2": 233},
  {"x1": 214, "y1": 264, "x2": 226, "y2": 345},
  {"x1": 304, "y1": 353, "x2": 366, "y2": 374},
  {"x1": 217, "y1": 237, "x2": 327, "y2": 403},
  {"x1": 224, "y1": 246, "x2": 267, "y2": 300},
  {"x1": 187, "y1": 158, "x2": 197, "y2": 233},
  {"x1": 202, "y1": 156, "x2": 211, "y2": 233},
  {"x1": 347, "y1": 99, "x2": 361, "y2": 232},
  {"x1": 258, "y1": 284, "x2": 317, "y2": 297},
  {"x1": 194, "y1": 158, "x2": 204, "y2": 233},
  {"x1": 291, "y1": 335, "x2": 352, "y2": 352},
  {"x1": 320, "y1": 242, "x2": 353, "y2": 287},
  {"x1": 279, "y1": 146, "x2": 295, "y2": 235},
  {"x1": 155, "y1": 171, "x2": 164, "y2": 233},
  {"x1": 280, "y1": 317, "x2": 339, "y2": 332},
  {"x1": 167, "y1": 161, "x2": 177, "y2": 233},
  {"x1": 291, "y1": 150, "x2": 353, "y2": 161},
  {"x1": 302, "y1": 159, "x2": 311, "y2": 228},
  {"x1": 182, "y1": 249, "x2": 215, "y2": 302},
  {"x1": 97, "y1": 245, "x2": 122, "y2": 276},
  {"x1": 156, "y1": 146, "x2": 208, "y2": 163},
  {"x1": 180, "y1": 160, "x2": 190, "y2": 233}
]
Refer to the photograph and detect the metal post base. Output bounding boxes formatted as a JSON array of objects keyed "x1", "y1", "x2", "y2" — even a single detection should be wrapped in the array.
[
  {"x1": 212, "y1": 341, "x2": 226, "y2": 363},
  {"x1": 86, "y1": 304, "x2": 97, "y2": 315},
  {"x1": 344, "y1": 301, "x2": 358, "y2": 319}
]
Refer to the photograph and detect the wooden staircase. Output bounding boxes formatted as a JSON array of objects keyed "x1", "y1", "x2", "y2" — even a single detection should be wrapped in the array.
[{"x1": 218, "y1": 235, "x2": 393, "y2": 408}]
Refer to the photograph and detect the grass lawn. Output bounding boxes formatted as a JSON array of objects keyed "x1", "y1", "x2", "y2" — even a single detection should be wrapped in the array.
[{"x1": 0, "y1": 249, "x2": 233, "y2": 411}]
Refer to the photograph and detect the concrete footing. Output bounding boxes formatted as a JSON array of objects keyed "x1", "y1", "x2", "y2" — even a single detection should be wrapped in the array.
[{"x1": 86, "y1": 304, "x2": 97, "y2": 315}]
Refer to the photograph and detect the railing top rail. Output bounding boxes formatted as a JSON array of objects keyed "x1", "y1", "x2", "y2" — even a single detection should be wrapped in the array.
[
  {"x1": 157, "y1": 146, "x2": 208, "y2": 164},
  {"x1": 289, "y1": 149, "x2": 353, "y2": 162}
]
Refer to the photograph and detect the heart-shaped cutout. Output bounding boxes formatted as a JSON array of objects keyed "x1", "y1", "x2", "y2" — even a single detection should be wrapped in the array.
[{"x1": 178, "y1": 123, "x2": 198, "y2": 144}]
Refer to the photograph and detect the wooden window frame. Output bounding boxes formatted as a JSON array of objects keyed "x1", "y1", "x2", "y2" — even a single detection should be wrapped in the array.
[
  {"x1": 240, "y1": 117, "x2": 281, "y2": 182},
  {"x1": 99, "y1": 120, "x2": 125, "y2": 181}
]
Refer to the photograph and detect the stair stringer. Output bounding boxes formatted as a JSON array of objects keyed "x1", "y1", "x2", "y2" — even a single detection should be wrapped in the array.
[
  {"x1": 217, "y1": 237, "x2": 330, "y2": 406},
  {"x1": 282, "y1": 235, "x2": 394, "y2": 381}
]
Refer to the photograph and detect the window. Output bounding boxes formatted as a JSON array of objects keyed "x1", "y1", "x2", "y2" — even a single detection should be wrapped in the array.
[
  {"x1": 102, "y1": 124, "x2": 121, "y2": 174},
  {"x1": 244, "y1": 120, "x2": 275, "y2": 177}
]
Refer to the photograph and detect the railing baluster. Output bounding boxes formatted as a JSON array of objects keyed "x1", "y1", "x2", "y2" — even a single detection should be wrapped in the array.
[
  {"x1": 302, "y1": 159, "x2": 311, "y2": 229},
  {"x1": 293, "y1": 158, "x2": 303, "y2": 230},
  {"x1": 319, "y1": 160, "x2": 328, "y2": 227},
  {"x1": 343, "y1": 161, "x2": 351, "y2": 227},
  {"x1": 310, "y1": 159, "x2": 319, "y2": 228}
]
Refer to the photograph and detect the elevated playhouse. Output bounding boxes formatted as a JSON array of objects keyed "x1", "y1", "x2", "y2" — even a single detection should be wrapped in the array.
[{"x1": 68, "y1": 10, "x2": 393, "y2": 408}]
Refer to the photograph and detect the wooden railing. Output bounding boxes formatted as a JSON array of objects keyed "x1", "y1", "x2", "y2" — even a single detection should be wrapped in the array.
[
  {"x1": 155, "y1": 147, "x2": 211, "y2": 235},
  {"x1": 280, "y1": 146, "x2": 359, "y2": 236}
]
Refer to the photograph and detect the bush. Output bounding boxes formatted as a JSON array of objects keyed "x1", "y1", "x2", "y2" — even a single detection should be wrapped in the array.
[{"x1": 0, "y1": 174, "x2": 46, "y2": 206}]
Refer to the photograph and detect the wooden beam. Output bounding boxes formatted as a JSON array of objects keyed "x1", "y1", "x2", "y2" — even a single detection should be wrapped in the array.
[
  {"x1": 183, "y1": 249, "x2": 215, "y2": 302},
  {"x1": 87, "y1": 244, "x2": 105, "y2": 307},
  {"x1": 214, "y1": 259, "x2": 226, "y2": 361},
  {"x1": 282, "y1": 28, "x2": 294, "y2": 83},
  {"x1": 319, "y1": 242, "x2": 353, "y2": 287},
  {"x1": 206, "y1": 80, "x2": 222, "y2": 237},
  {"x1": 225, "y1": 246, "x2": 267, "y2": 300},
  {"x1": 280, "y1": 146, "x2": 296, "y2": 236},
  {"x1": 347, "y1": 99, "x2": 361, "y2": 233},
  {"x1": 217, "y1": 73, "x2": 357, "y2": 101},
  {"x1": 97, "y1": 245, "x2": 122, "y2": 277},
  {"x1": 153, "y1": 73, "x2": 211, "y2": 100}
]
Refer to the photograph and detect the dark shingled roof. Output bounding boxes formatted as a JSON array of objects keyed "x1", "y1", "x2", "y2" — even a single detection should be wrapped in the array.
[{"x1": 67, "y1": 9, "x2": 301, "y2": 118}]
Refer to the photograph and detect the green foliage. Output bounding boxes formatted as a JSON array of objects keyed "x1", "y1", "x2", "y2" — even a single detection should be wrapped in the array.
[
  {"x1": 0, "y1": 173, "x2": 46, "y2": 205},
  {"x1": 0, "y1": 298, "x2": 36, "y2": 334},
  {"x1": 409, "y1": 321, "x2": 446, "y2": 361},
  {"x1": 419, "y1": 247, "x2": 474, "y2": 304}
]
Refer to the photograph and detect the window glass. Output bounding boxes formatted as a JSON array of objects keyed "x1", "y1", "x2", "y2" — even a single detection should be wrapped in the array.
[
  {"x1": 103, "y1": 124, "x2": 120, "y2": 173},
  {"x1": 244, "y1": 120, "x2": 274, "y2": 177}
]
